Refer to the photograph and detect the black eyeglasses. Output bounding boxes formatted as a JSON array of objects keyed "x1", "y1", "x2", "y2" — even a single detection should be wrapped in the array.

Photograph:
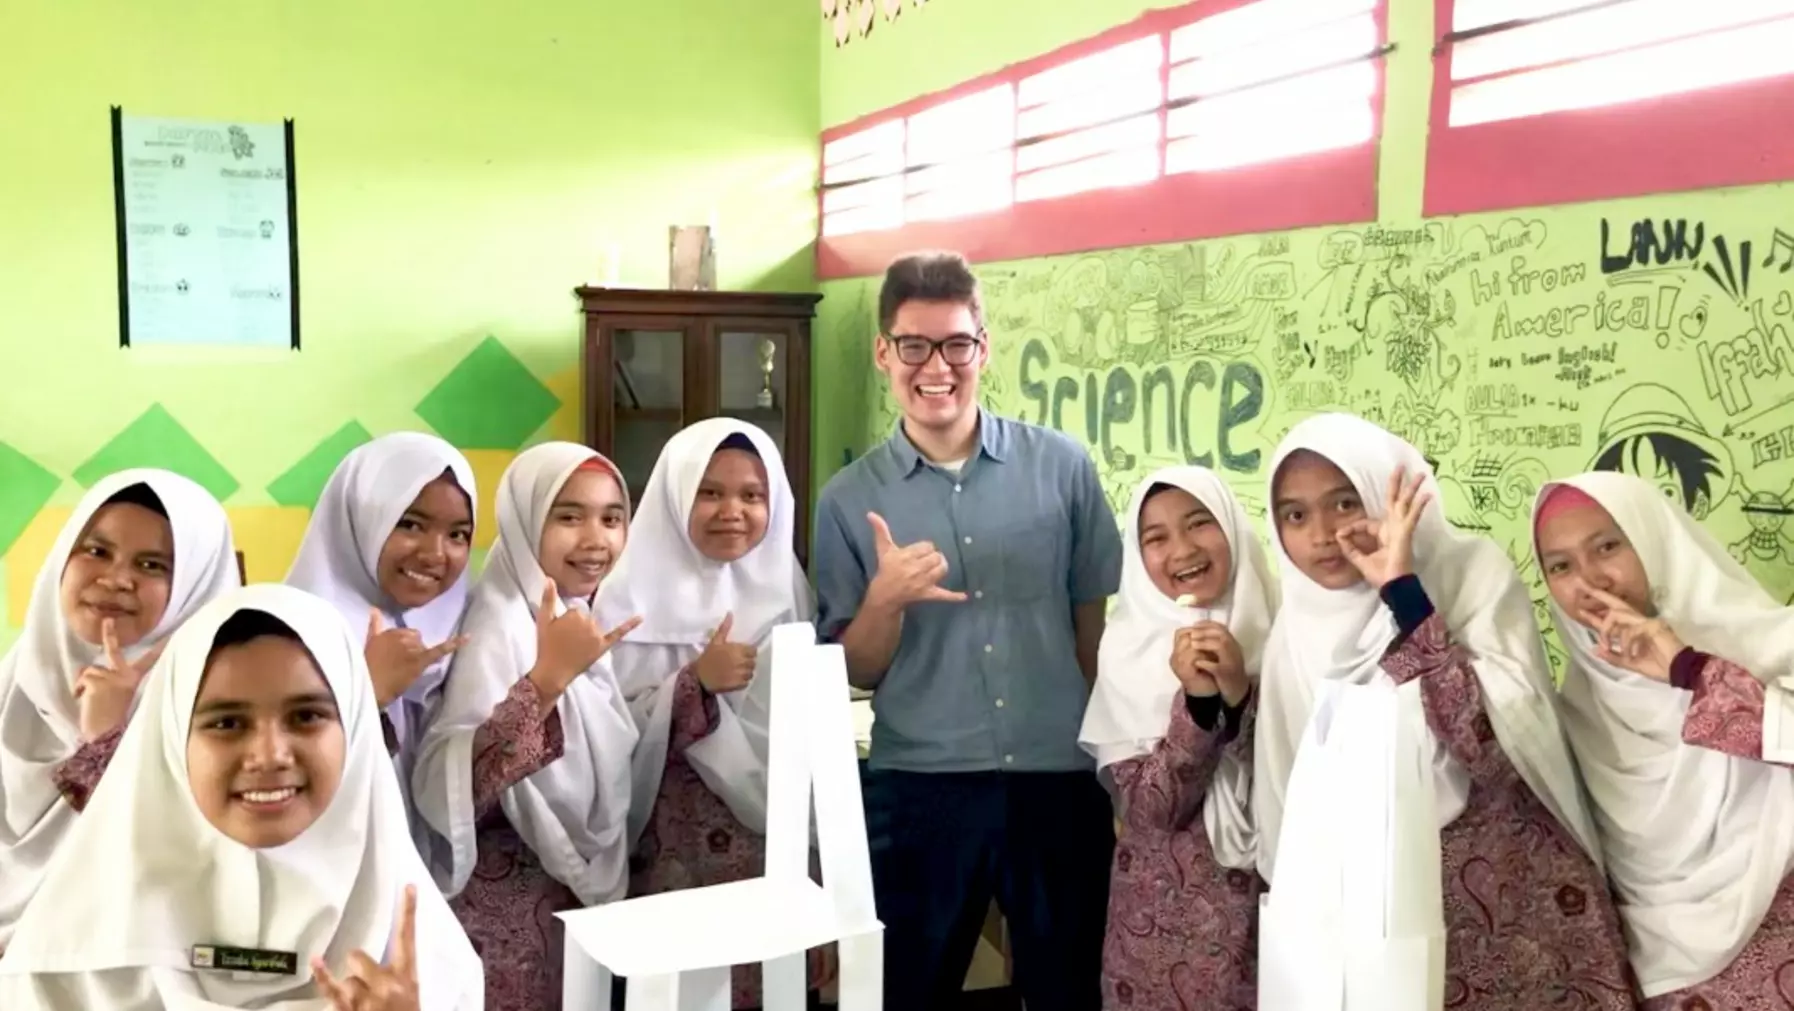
[{"x1": 883, "y1": 333, "x2": 984, "y2": 367}]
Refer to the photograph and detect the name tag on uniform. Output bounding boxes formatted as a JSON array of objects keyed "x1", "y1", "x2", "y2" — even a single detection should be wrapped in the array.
[{"x1": 190, "y1": 944, "x2": 298, "y2": 976}]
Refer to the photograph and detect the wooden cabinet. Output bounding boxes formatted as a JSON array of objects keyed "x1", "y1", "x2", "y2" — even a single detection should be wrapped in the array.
[{"x1": 577, "y1": 287, "x2": 822, "y2": 563}]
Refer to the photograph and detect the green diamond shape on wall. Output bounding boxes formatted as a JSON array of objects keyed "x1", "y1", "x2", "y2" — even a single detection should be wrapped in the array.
[
  {"x1": 267, "y1": 421, "x2": 373, "y2": 508},
  {"x1": 73, "y1": 405, "x2": 239, "y2": 502},
  {"x1": 415, "y1": 336, "x2": 561, "y2": 450},
  {"x1": 0, "y1": 442, "x2": 60, "y2": 557}
]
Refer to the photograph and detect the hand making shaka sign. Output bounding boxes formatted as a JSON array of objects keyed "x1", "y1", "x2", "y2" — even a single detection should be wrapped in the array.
[
  {"x1": 526, "y1": 581, "x2": 641, "y2": 716},
  {"x1": 863, "y1": 511, "x2": 969, "y2": 611},
  {"x1": 314, "y1": 885, "x2": 420, "y2": 1011}
]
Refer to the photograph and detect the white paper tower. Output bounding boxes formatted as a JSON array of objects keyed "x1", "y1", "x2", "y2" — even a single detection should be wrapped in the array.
[{"x1": 557, "y1": 622, "x2": 884, "y2": 1010}]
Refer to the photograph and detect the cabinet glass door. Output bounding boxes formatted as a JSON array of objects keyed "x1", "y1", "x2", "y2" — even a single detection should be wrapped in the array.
[
  {"x1": 609, "y1": 328, "x2": 685, "y2": 502},
  {"x1": 715, "y1": 327, "x2": 790, "y2": 458}
]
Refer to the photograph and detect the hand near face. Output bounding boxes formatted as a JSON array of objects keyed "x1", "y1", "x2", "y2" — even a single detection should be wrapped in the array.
[
  {"x1": 313, "y1": 885, "x2": 419, "y2": 1011},
  {"x1": 1335, "y1": 468, "x2": 1430, "y2": 590},
  {"x1": 693, "y1": 612, "x2": 756, "y2": 694},
  {"x1": 864, "y1": 512, "x2": 969, "y2": 611},
  {"x1": 528, "y1": 581, "x2": 640, "y2": 714},
  {"x1": 1583, "y1": 588, "x2": 1686, "y2": 683},
  {"x1": 1188, "y1": 621, "x2": 1249, "y2": 705},
  {"x1": 1170, "y1": 626, "x2": 1218, "y2": 698},
  {"x1": 364, "y1": 610, "x2": 469, "y2": 708},
  {"x1": 74, "y1": 618, "x2": 164, "y2": 742}
]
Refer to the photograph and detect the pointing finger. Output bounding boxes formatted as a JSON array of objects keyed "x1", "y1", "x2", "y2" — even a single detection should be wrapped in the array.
[
  {"x1": 132, "y1": 639, "x2": 167, "y2": 675},
  {"x1": 1584, "y1": 586, "x2": 1630, "y2": 610},
  {"x1": 603, "y1": 615, "x2": 644, "y2": 648},
  {"x1": 420, "y1": 634, "x2": 470, "y2": 665},
  {"x1": 537, "y1": 581, "x2": 559, "y2": 632},
  {"x1": 392, "y1": 884, "x2": 417, "y2": 980},
  {"x1": 101, "y1": 619, "x2": 124, "y2": 672},
  {"x1": 924, "y1": 586, "x2": 969, "y2": 603},
  {"x1": 367, "y1": 607, "x2": 385, "y2": 641}
]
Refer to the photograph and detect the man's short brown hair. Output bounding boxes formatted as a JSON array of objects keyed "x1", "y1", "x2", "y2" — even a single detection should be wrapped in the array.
[{"x1": 877, "y1": 251, "x2": 984, "y2": 335}]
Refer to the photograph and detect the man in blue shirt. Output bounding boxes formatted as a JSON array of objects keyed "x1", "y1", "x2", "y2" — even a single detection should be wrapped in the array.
[{"x1": 812, "y1": 251, "x2": 1123, "y2": 1010}]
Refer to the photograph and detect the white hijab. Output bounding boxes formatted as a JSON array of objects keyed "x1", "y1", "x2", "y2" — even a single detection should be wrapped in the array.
[
  {"x1": 0, "y1": 469, "x2": 238, "y2": 948},
  {"x1": 1253, "y1": 413, "x2": 1598, "y2": 883},
  {"x1": 1534, "y1": 471, "x2": 1794, "y2": 996},
  {"x1": 1079, "y1": 467, "x2": 1276, "y2": 871},
  {"x1": 0, "y1": 584, "x2": 481, "y2": 1010},
  {"x1": 412, "y1": 443, "x2": 639, "y2": 906},
  {"x1": 284, "y1": 432, "x2": 476, "y2": 741},
  {"x1": 593, "y1": 418, "x2": 814, "y2": 844}
]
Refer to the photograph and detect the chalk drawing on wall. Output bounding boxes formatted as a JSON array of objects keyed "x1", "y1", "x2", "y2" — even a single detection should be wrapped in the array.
[
  {"x1": 1588, "y1": 383, "x2": 1732, "y2": 519},
  {"x1": 1733, "y1": 481, "x2": 1794, "y2": 591},
  {"x1": 825, "y1": 0, "x2": 926, "y2": 46},
  {"x1": 842, "y1": 205, "x2": 1794, "y2": 632}
]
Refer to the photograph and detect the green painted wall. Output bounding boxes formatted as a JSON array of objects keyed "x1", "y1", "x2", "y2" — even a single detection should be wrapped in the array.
[
  {"x1": 0, "y1": 0, "x2": 819, "y2": 649},
  {"x1": 813, "y1": 0, "x2": 1794, "y2": 663}
]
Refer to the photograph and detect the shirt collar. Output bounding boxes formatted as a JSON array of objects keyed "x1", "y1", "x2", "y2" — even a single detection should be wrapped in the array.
[{"x1": 887, "y1": 408, "x2": 1009, "y2": 475}]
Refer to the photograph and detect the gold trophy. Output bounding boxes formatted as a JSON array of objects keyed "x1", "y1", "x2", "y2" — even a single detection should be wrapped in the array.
[{"x1": 756, "y1": 338, "x2": 777, "y2": 409}]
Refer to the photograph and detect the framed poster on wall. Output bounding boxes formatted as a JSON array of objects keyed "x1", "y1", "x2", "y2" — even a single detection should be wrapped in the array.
[{"x1": 110, "y1": 107, "x2": 300, "y2": 348}]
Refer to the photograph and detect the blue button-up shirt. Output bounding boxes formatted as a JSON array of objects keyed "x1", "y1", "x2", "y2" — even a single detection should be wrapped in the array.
[{"x1": 811, "y1": 411, "x2": 1123, "y2": 773}]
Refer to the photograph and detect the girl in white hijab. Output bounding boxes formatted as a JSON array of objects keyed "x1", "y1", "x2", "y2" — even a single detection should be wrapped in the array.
[
  {"x1": 285, "y1": 433, "x2": 477, "y2": 763},
  {"x1": 1533, "y1": 471, "x2": 1794, "y2": 1006},
  {"x1": 412, "y1": 444, "x2": 642, "y2": 1011},
  {"x1": 0, "y1": 583, "x2": 482, "y2": 1010},
  {"x1": 593, "y1": 417, "x2": 818, "y2": 1008},
  {"x1": 1078, "y1": 467, "x2": 1275, "y2": 1011},
  {"x1": 1253, "y1": 414, "x2": 1631, "y2": 1011},
  {"x1": 0, "y1": 469, "x2": 238, "y2": 951}
]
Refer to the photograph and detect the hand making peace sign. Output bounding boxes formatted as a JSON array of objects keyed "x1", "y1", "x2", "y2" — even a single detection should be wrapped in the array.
[
  {"x1": 314, "y1": 885, "x2": 419, "y2": 1011},
  {"x1": 526, "y1": 581, "x2": 640, "y2": 715},
  {"x1": 1335, "y1": 467, "x2": 1432, "y2": 590},
  {"x1": 864, "y1": 512, "x2": 969, "y2": 611},
  {"x1": 694, "y1": 612, "x2": 757, "y2": 694},
  {"x1": 364, "y1": 610, "x2": 470, "y2": 708},
  {"x1": 74, "y1": 618, "x2": 164, "y2": 742}
]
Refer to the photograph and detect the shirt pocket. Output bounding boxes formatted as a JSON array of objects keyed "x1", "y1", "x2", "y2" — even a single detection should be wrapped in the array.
[{"x1": 993, "y1": 519, "x2": 1064, "y2": 602}]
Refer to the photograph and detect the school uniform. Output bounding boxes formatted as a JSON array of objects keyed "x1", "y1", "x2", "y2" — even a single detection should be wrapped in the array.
[
  {"x1": 0, "y1": 584, "x2": 482, "y2": 1009},
  {"x1": 595, "y1": 418, "x2": 815, "y2": 1010},
  {"x1": 1255, "y1": 414, "x2": 1634, "y2": 1010},
  {"x1": 1078, "y1": 467, "x2": 1274, "y2": 1011},
  {"x1": 0, "y1": 470, "x2": 238, "y2": 950},
  {"x1": 285, "y1": 432, "x2": 476, "y2": 852},
  {"x1": 412, "y1": 443, "x2": 639, "y2": 1011},
  {"x1": 1535, "y1": 472, "x2": 1794, "y2": 1007},
  {"x1": 811, "y1": 410, "x2": 1124, "y2": 1011}
]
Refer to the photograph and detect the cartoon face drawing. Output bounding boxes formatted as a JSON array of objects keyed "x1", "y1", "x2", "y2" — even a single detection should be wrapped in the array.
[
  {"x1": 1588, "y1": 383, "x2": 1732, "y2": 520},
  {"x1": 1591, "y1": 432, "x2": 1725, "y2": 519}
]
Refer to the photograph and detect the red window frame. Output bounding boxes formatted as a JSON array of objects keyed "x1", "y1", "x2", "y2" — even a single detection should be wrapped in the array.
[
  {"x1": 1424, "y1": 0, "x2": 1794, "y2": 217},
  {"x1": 816, "y1": 0, "x2": 1388, "y2": 281}
]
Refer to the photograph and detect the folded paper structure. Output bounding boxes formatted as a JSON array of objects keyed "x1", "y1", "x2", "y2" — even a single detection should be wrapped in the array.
[{"x1": 558, "y1": 622, "x2": 884, "y2": 1010}]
